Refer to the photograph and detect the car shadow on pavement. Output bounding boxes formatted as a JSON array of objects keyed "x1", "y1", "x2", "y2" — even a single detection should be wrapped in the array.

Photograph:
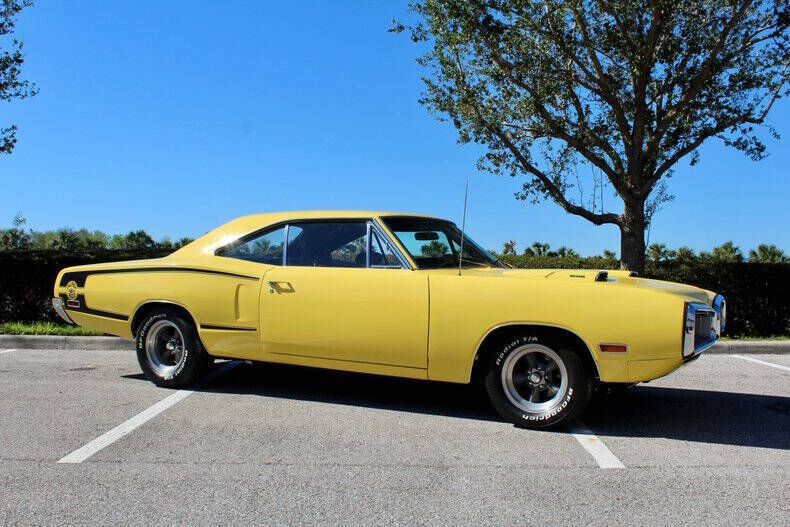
[
  {"x1": 200, "y1": 361, "x2": 502, "y2": 423},
  {"x1": 123, "y1": 362, "x2": 789, "y2": 450},
  {"x1": 584, "y1": 385, "x2": 790, "y2": 450}
]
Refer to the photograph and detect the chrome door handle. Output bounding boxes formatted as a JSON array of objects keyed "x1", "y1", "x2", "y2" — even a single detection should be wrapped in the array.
[{"x1": 267, "y1": 280, "x2": 293, "y2": 293}]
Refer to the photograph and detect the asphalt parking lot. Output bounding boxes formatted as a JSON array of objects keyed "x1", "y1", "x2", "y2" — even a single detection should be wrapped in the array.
[{"x1": 1, "y1": 347, "x2": 788, "y2": 525}]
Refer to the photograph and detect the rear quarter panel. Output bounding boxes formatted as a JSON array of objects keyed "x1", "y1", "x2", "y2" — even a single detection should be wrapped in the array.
[{"x1": 54, "y1": 256, "x2": 266, "y2": 359}]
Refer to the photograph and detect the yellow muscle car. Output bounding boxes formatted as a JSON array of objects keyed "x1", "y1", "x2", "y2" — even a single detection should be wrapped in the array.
[{"x1": 53, "y1": 211, "x2": 725, "y2": 429}]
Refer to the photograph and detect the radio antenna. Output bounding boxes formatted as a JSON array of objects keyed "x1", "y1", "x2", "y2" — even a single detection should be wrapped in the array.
[{"x1": 458, "y1": 179, "x2": 468, "y2": 276}]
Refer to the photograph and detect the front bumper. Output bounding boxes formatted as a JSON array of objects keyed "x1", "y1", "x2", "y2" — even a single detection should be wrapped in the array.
[{"x1": 683, "y1": 295, "x2": 726, "y2": 360}]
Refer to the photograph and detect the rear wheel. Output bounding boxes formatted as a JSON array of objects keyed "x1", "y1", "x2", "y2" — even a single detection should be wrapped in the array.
[
  {"x1": 484, "y1": 334, "x2": 592, "y2": 429},
  {"x1": 135, "y1": 309, "x2": 207, "y2": 388}
]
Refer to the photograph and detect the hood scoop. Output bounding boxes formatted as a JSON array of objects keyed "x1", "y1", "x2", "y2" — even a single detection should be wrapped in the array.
[{"x1": 543, "y1": 270, "x2": 638, "y2": 282}]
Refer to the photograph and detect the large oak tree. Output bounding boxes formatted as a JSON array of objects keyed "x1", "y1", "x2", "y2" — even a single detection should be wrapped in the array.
[{"x1": 393, "y1": 0, "x2": 788, "y2": 273}]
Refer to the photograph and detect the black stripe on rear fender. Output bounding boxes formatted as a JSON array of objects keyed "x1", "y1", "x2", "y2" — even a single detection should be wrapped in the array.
[
  {"x1": 200, "y1": 324, "x2": 257, "y2": 331},
  {"x1": 59, "y1": 267, "x2": 259, "y2": 287}
]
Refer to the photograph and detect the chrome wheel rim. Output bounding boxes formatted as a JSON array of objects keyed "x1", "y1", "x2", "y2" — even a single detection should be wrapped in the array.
[
  {"x1": 501, "y1": 344, "x2": 568, "y2": 413},
  {"x1": 145, "y1": 320, "x2": 186, "y2": 378}
]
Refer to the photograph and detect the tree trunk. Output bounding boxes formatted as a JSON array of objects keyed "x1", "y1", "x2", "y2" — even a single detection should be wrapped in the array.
[{"x1": 619, "y1": 200, "x2": 646, "y2": 275}]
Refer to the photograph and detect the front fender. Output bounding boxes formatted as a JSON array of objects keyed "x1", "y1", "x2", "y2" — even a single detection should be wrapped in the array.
[{"x1": 426, "y1": 273, "x2": 686, "y2": 383}]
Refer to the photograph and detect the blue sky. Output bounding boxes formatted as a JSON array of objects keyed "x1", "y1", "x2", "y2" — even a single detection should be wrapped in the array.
[{"x1": 2, "y1": 1, "x2": 788, "y2": 255}]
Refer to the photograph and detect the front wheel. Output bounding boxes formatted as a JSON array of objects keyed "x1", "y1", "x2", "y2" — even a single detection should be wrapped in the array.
[
  {"x1": 484, "y1": 335, "x2": 592, "y2": 429},
  {"x1": 135, "y1": 309, "x2": 207, "y2": 388}
]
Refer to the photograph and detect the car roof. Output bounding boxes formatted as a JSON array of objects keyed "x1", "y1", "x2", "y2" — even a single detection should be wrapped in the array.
[{"x1": 175, "y1": 210, "x2": 446, "y2": 256}]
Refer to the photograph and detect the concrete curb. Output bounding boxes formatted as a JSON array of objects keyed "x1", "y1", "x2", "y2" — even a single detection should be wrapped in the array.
[
  {"x1": 708, "y1": 340, "x2": 790, "y2": 355},
  {"x1": 1, "y1": 334, "x2": 788, "y2": 354},
  {"x1": 0, "y1": 335, "x2": 134, "y2": 350}
]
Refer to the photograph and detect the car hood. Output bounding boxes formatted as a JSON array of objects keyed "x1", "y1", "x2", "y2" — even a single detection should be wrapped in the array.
[{"x1": 426, "y1": 267, "x2": 714, "y2": 305}]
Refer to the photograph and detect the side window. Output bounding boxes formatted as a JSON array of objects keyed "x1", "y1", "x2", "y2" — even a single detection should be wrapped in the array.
[
  {"x1": 216, "y1": 226, "x2": 285, "y2": 264},
  {"x1": 370, "y1": 229, "x2": 403, "y2": 268},
  {"x1": 286, "y1": 222, "x2": 367, "y2": 268}
]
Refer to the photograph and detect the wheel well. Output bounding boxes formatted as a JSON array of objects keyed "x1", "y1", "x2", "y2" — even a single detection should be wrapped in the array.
[
  {"x1": 469, "y1": 324, "x2": 599, "y2": 384},
  {"x1": 130, "y1": 302, "x2": 199, "y2": 338}
]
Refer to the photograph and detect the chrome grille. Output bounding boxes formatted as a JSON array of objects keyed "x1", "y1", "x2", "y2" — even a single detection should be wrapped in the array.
[
  {"x1": 694, "y1": 311, "x2": 715, "y2": 349},
  {"x1": 683, "y1": 303, "x2": 718, "y2": 358}
]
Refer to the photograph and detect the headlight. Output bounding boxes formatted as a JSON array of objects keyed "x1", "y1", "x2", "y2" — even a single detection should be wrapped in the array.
[
  {"x1": 713, "y1": 294, "x2": 726, "y2": 335},
  {"x1": 683, "y1": 303, "x2": 718, "y2": 358}
]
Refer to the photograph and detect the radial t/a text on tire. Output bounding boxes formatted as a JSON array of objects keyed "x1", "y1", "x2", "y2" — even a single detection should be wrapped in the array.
[
  {"x1": 135, "y1": 309, "x2": 207, "y2": 388},
  {"x1": 484, "y1": 334, "x2": 592, "y2": 429}
]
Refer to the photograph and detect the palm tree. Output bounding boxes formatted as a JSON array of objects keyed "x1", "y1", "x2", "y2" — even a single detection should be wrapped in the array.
[
  {"x1": 529, "y1": 242, "x2": 551, "y2": 257},
  {"x1": 675, "y1": 246, "x2": 696, "y2": 263},
  {"x1": 554, "y1": 246, "x2": 579, "y2": 258},
  {"x1": 709, "y1": 241, "x2": 743, "y2": 262},
  {"x1": 646, "y1": 243, "x2": 676, "y2": 262},
  {"x1": 502, "y1": 240, "x2": 517, "y2": 255},
  {"x1": 748, "y1": 244, "x2": 788, "y2": 263}
]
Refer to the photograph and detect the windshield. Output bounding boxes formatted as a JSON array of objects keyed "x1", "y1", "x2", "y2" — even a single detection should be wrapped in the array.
[{"x1": 381, "y1": 216, "x2": 504, "y2": 269}]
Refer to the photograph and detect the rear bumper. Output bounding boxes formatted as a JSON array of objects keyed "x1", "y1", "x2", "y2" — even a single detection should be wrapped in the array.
[{"x1": 52, "y1": 297, "x2": 74, "y2": 324}]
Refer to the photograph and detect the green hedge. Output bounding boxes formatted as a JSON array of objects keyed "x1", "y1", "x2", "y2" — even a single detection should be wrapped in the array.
[
  {"x1": 2, "y1": 250, "x2": 788, "y2": 337},
  {"x1": 0, "y1": 250, "x2": 169, "y2": 324}
]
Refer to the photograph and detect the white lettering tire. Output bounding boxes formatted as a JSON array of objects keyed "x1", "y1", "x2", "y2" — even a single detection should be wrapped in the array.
[
  {"x1": 135, "y1": 309, "x2": 207, "y2": 388},
  {"x1": 484, "y1": 334, "x2": 592, "y2": 429}
]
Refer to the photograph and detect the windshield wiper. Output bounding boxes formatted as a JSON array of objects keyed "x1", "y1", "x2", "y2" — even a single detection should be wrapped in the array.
[
  {"x1": 436, "y1": 257, "x2": 490, "y2": 268},
  {"x1": 458, "y1": 258, "x2": 493, "y2": 268}
]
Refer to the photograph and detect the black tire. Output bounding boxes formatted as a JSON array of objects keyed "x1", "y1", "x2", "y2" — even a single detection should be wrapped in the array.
[
  {"x1": 135, "y1": 309, "x2": 207, "y2": 388},
  {"x1": 484, "y1": 334, "x2": 592, "y2": 429}
]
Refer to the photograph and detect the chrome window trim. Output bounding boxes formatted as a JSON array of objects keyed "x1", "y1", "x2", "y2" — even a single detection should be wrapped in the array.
[
  {"x1": 284, "y1": 219, "x2": 367, "y2": 268},
  {"x1": 365, "y1": 221, "x2": 373, "y2": 269},
  {"x1": 282, "y1": 224, "x2": 289, "y2": 266},
  {"x1": 217, "y1": 216, "x2": 413, "y2": 270},
  {"x1": 369, "y1": 219, "x2": 413, "y2": 270},
  {"x1": 214, "y1": 223, "x2": 287, "y2": 265},
  {"x1": 377, "y1": 215, "x2": 503, "y2": 269},
  {"x1": 370, "y1": 227, "x2": 396, "y2": 268}
]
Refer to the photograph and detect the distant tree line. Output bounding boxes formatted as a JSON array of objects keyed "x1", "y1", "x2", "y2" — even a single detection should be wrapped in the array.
[
  {"x1": 496, "y1": 239, "x2": 788, "y2": 264},
  {"x1": 2, "y1": 213, "x2": 785, "y2": 264},
  {"x1": 0, "y1": 213, "x2": 192, "y2": 252}
]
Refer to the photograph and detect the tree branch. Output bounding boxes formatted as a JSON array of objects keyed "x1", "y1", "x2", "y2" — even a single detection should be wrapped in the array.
[
  {"x1": 451, "y1": 50, "x2": 620, "y2": 227},
  {"x1": 629, "y1": 6, "x2": 663, "y2": 186},
  {"x1": 659, "y1": 1, "x2": 752, "y2": 127},
  {"x1": 644, "y1": 80, "x2": 784, "y2": 194},
  {"x1": 474, "y1": 36, "x2": 630, "y2": 197},
  {"x1": 566, "y1": 2, "x2": 633, "y2": 154}
]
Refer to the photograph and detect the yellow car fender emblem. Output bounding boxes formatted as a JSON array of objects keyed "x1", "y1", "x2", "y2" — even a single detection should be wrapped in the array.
[{"x1": 66, "y1": 281, "x2": 79, "y2": 300}]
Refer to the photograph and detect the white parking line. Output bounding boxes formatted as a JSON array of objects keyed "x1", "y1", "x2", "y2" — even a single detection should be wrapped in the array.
[
  {"x1": 731, "y1": 354, "x2": 790, "y2": 372},
  {"x1": 569, "y1": 422, "x2": 625, "y2": 469},
  {"x1": 0, "y1": 349, "x2": 18, "y2": 354},
  {"x1": 58, "y1": 361, "x2": 240, "y2": 464}
]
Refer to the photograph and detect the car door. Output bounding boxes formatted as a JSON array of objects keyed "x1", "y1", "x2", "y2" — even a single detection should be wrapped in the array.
[{"x1": 259, "y1": 219, "x2": 429, "y2": 369}]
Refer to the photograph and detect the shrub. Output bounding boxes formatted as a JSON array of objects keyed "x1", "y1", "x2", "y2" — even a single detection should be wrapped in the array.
[{"x1": 647, "y1": 261, "x2": 789, "y2": 337}]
